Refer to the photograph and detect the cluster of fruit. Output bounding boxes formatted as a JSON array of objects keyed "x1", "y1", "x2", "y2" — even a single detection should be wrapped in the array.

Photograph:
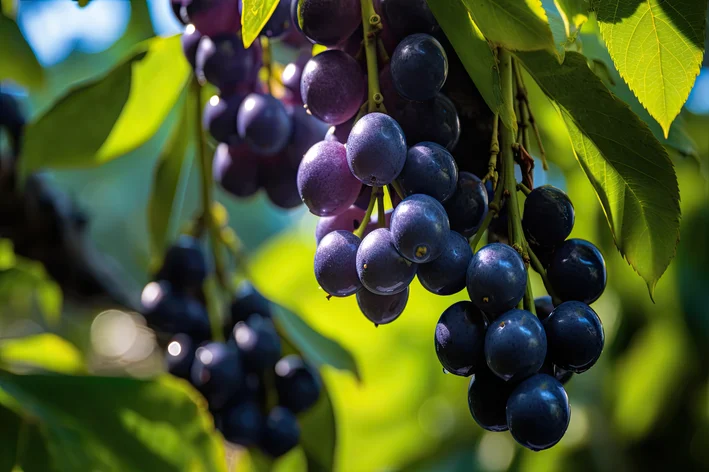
[
  {"x1": 141, "y1": 235, "x2": 321, "y2": 457},
  {"x1": 172, "y1": 0, "x2": 329, "y2": 208}
]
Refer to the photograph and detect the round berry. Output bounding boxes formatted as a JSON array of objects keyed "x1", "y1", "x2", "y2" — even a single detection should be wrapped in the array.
[
  {"x1": 466, "y1": 243, "x2": 527, "y2": 316},
  {"x1": 374, "y1": 0, "x2": 438, "y2": 39},
  {"x1": 159, "y1": 235, "x2": 208, "y2": 291},
  {"x1": 260, "y1": 0, "x2": 291, "y2": 38},
  {"x1": 195, "y1": 34, "x2": 257, "y2": 92},
  {"x1": 390, "y1": 33, "x2": 448, "y2": 101},
  {"x1": 281, "y1": 52, "x2": 311, "y2": 104},
  {"x1": 203, "y1": 94, "x2": 243, "y2": 146},
  {"x1": 181, "y1": 25, "x2": 202, "y2": 68},
  {"x1": 165, "y1": 334, "x2": 195, "y2": 380},
  {"x1": 356, "y1": 287, "x2": 408, "y2": 325},
  {"x1": 314, "y1": 230, "x2": 362, "y2": 297},
  {"x1": 297, "y1": 0, "x2": 361, "y2": 46},
  {"x1": 417, "y1": 231, "x2": 472, "y2": 295},
  {"x1": 523, "y1": 185, "x2": 575, "y2": 248},
  {"x1": 443, "y1": 172, "x2": 488, "y2": 238},
  {"x1": 468, "y1": 367, "x2": 515, "y2": 432},
  {"x1": 540, "y1": 359, "x2": 573, "y2": 385},
  {"x1": 191, "y1": 343, "x2": 244, "y2": 410},
  {"x1": 390, "y1": 194, "x2": 449, "y2": 263},
  {"x1": 543, "y1": 301, "x2": 604, "y2": 373},
  {"x1": 506, "y1": 374, "x2": 570, "y2": 451},
  {"x1": 485, "y1": 309, "x2": 546, "y2": 382},
  {"x1": 184, "y1": 0, "x2": 240, "y2": 37},
  {"x1": 297, "y1": 141, "x2": 362, "y2": 217},
  {"x1": 141, "y1": 282, "x2": 211, "y2": 342},
  {"x1": 213, "y1": 143, "x2": 260, "y2": 198},
  {"x1": 534, "y1": 295, "x2": 554, "y2": 321},
  {"x1": 233, "y1": 314, "x2": 282, "y2": 373},
  {"x1": 260, "y1": 407, "x2": 300, "y2": 458},
  {"x1": 218, "y1": 401, "x2": 264, "y2": 446},
  {"x1": 392, "y1": 93, "x2": 460, "y2": 150},
  {"x1": 274, "y1": 355, "x2": 321, "y2": 414},
  {"x1": 230, "y1": 281, "x2": 272, "y2": 326},
  {"x1": 237, "y1": 93, "x2": 292, "y2": 155},
  {"x1": 315, "y1": 206, "x2": 366, "y2": 244},
  {"x1": 547, "y1": 239, "x2": 607, "y2": 304},
  {"x1": 356, "y1": 228, "x2": 417, "y2": 295},
  {"x1": 347, "y1": 113, "x2": 408, "y2": 186},
  {"x1": 398, "y1": 142, "x2": 458, "y2": 202},
  {"x1": 434, "y1": 301, "x2": 487, "y2": 376}
]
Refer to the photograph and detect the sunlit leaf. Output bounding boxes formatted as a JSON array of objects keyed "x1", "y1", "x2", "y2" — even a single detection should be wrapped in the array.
[
  {"x1": 541, "y1": 0, "x2": 568, "y2": 60},
  {"x1": 0, "y1": 12, "x2": 45, "y2": 89},
  {"x1": 555, "y1": 0, "x2": 589, "y2": 34},
  {"x1": 0, "y1": 334, "x2": 85, "y2": 375},
  {"x1": 517, "y1": 50, "x2": 681, "y2": 297},
  {"x1": 596, "y1": 0, "x2": 707, "y2": 137},
  {"x1": 241, "y1": 0, "x2": 280, "y2": 47}
]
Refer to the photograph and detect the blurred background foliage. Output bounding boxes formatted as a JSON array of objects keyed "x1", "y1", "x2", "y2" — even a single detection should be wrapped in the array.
[{"x1": 1, "y1": 1, "x2": 709, "y2": 471}]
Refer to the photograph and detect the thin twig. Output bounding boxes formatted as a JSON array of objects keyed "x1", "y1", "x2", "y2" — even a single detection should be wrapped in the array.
[
  {"x1": 513, "y1": 59, "x2": 547, "y2": 170},
  {"x1": 482, "y1": 113, "x2": 500, "y2": 189},
  {"x1": 354, "y1": 187, "x2": 380, "y2": 239}
]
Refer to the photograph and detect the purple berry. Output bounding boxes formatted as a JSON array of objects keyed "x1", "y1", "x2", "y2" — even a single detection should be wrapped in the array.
[
  {"x1": 346, "y1": 113, "x2": 407, "y2": 186},
  {"x1": 391, "y1": 93, "x2": 460, "y2": 150},
  {"x1": 186, "y1": 0, "x2": 241, "y2": 38},
  {"x1": 260, "y1": 0, "x2": 291, "y2": 38},
  {"x1": 237, "y1": 93, "x2": 293, "y2": 155},
  {"x1": 213, "y1": 143, "x2": 260, "y2": 198},
  {"x1": 485, "y1": 309, "x2": 547, "y2": 382},
  {"x1": 548, "y1": 239, "x2": 606, "y2": 304},
  {"x1": 523, "y1": 185, "x2": 575, "y2": 248},
  {"x1": 434, "y1": 301, "x2": 487, "y2": 376},
  {"x1": 466, "y1": 243, "x2": 527, "y2": 316},
  {"x1": 417, "y1": 231, "x2": 472, "y2": 295},
  {"x1": 543, "y1": 301, "x2": 604, "y2": 373},
  {"x1": 398, "y1": 142, "x2": 458, "y2": 202},
  {"x1": 390, "y1": 33, "x2": 448, "y2": 101},
  {"x1": 181, "y1": 25, "x2": 203, "y2": 68},
  {"x1": 297, "y1": 0, "x2": 362, "y2": 46},
  {"x1": 356, "y1": 228, "x2": 417, "y2": 295},
  {"x1": 203, "y1": 94, "x2": 244, "y2": 145},
  {"x1": 196, "y1": 34, "x2": 259, "y2": 92},
  {"x1": 390, "y1": 194, "x2": 449, "y2": 263},
  {"x1": 281, "y1": 52, "x2": 311, "y2": 103},
  {"x1": 314, "y1": 230, "x2": 362, "y2": 297},
  {"x1": 356, "y1": 287, "x2": 408, "y2": 325},
  {"x1": 315, "y1": 206, "x2": 366, "y2": 244},
  {"x1": 443, "y1": 172, "x2": 488, "y2": 238}
]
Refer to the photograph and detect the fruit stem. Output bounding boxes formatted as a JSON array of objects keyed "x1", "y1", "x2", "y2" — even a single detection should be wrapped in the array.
[
  {"x1": 523, "y1": 274, "x2": 536, "y2": 315},
  {"x1": 513, "y1": 58, "x2": 548, "y2": 171},
  {"x1": 468, "y1": 172, "x2": 505, "y2": 251},
  {"x1": 481, "y1": 113, "x2": 500, "y2": 189},
  {"x1": 390, "y1": 179, "x2": 405, "y2": 199},
  {"x1": 261, "y1": 37, "x2": 273, "y2": 95},
  {"x1": 361, "y1": 0, "x2": 386, "y2": 114},
  {"x1": 192, "y1": 78, "x2": 226, "y2": 342},
  {"x1": 354, "y1": 187, "x2": 381, "y2": 239},
  {"x1": 528, "y1": 245, "x2": 561, "y2": 305},
  {"x1": 377, "y1": 191, "x2": 386, "y2": 228},
  {"x1": 517, "y1": 183, "x2": 532, "y2": 196}
]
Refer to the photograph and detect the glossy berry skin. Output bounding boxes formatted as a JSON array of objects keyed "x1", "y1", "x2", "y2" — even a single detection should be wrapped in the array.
[
  {"x1": 301, "y1": 50, "x2": 365, "y2": 125},
  {"x1": 219, "y1": 401, "x2": 264, "y2": 446},
  {"x1": 233, "y1": 314, "x2": 282, "y2": 373},
  {"x1": 181, "y1": 25, "x2": 203, "y2": 68},
  {"x1": 275, "y1": 355, "x2": 321, "y2": 414},
  {"x1": 165, "y1": 334, "x2": 196, "y2": 380},
  {"x1": 540, "y1": 359, "x2": 573, "y2": 385},
  {"x1": 543, "y1": 301, "x2": 604, "y2": 373},
  {"x1": 468, "y1": 368, "x2": 515, "y2": 432},
  {"x1": 434, "y1": 301, "x2": 487, "y2": 376},
  {"x1": 391, "y1": 34, "x2": 448, "y2": 101},
  {"x1": 203, "y1": 94, "x2": 243, "y2": 146},
  {"x1": 195, "y1": 34, "x2": 257, "y2": 92},
  {"x1": 281, "y1": 52, "x2": 311, "y2": 103},
  {"x1": 443, "y1": 172, "x2": 488, "y2": 238},
  {"x1": 191, "y1": 343, "x2": 244, "y2": 410},
  {"x1": 213, "y1": 143, "x2": 260, "y2": 198},
  {"x1": 390, "y1": 194, "x2": 449, "y2": 263},
  {"x1": 523, "y1": 185, "x2": 575, "y2": 248},
  {"x1": 347, "y1": 113, "x2": 408, "y2": 186},
  {"x1": 392, "y1": 93, "x2": 460, "y2": 150},
  {"x1": 466, "y1": 243, "x2": 527, "y2": 316},
  {"x1": 160, "y1": 235, "x2": 208, "y2": 292},
  {"x1": 141, "y1": 282, "x2": 211, "y2": 342},
  {"x1": 260, "y1": 0, "x2": 291, "y2": 38},
  {"x1": 356, "y1": 287, "x2": 408, "y2": 325},
  {"x1": 374, "y1": 0, "x2": 438, "y2": 39},
  {"x1": 260, "y1": 407, "x2": 300, "y2": 458},
  {"x1": 185, "y1": 0, "x2": 240, "y2": 37},
  {"x1": 398, "y1": 142, "x2": 458, "y2": 202},
  {"x1": 297, "y1": 0, "x2": 362, "y2": 46},
  {"x1": 262, "y1": 164, "x2": 301, "y2": 209},
  {"x1": 287, "y1": 106, "x2": 330, "y2": 162},
  {"x1": 314, "y1": 230, "x2": 361, "y2": 297},
  {"x1": 485, "y1": 309, "x2": 547, "y2": 382},
  {"x1": 534, "y1": 295, "x2": 554, "y2": 321},
  {"x1": 315, "y1": 206, "x2": 366, "y2": 244},
  {"x1": 356, "y1": 228, "x2": 417, "y2": 295},
  {"x1": 237, "y1": 94, "x2": 292, "y2": 155},
  {"x1": 506, "y1": 374, "x2": 570, "y2": 451},
  {"x1": 417, "y1": 231, "x2": 472, "y2": 295},
  {"x1": 297, "y1": 141, "x2": 362, "y2": 217},
  {"x1": 548, "y1": 239, "x2": 607, "y2": 304},
  {"x1": 230, "y1": 281, "x2": 272, "y2": 326}
]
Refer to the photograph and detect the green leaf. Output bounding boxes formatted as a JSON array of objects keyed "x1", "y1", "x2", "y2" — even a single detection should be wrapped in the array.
[
  {"x1": 241, "y1": 0, "x2": 280, "y2": 47},
  {"x1": 427, "y1": 0, "x2": 516, "y2": 133},
  {"x1": 147, "y1": 91, "x2": 194, "y2": 257},
  {"x1": 17, "y1": 423, "x2": 53, "y2": 472},
  {"x1": 556, "y1": 0, "x2": 589, "y2": 33},
  {"x1": 21, "y1": 36, "x2": 189, "y2": 174},
  {"x1": 461, "y1": 0, "x2": 558, "y2": 55},
  {"x1": 272, "y1": 304, "x2": 361, "y2": 380},
  {"x1": 0, "y1": 334, "x2": 86, "y2": 375},
  {"x1": 299, "y1": 380, "x2": 337, "y2": 472},
  {"x1": 0, "y1": 372, "x2": 227, "y2": 472},
  {"x1": 0, "y1": 12, "x2": 45, "y2": 90},
  {"x1": 517, "y1": 50, "x2": 681, "y2": 296},
  {"x1": 541, "y1": 0, "x2": 568, "y2": 60},
  {"x1": 596, "y1": 0, "x2": 707, "y2": 137},
  {"x1": 0, "y1": 403, "x2": 21, "y2": 472}
]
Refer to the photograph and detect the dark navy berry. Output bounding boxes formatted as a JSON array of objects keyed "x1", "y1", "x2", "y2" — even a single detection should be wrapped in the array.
[
  {"x1": 190, "y1": 343, "x2": 244, "y2": 410},
  {"x1": 356, "y1": 287, "x2": 409, "y2": 325},
  {"x1": 141, "y1": 282, "x2": 211, "y2": 342},
  {"x1": 261, "y1": 407, "x2": 301, "y2": 458},
  {"x1": 534, "y1": 295, "x2": 554, "y2": 321},
  {"x1": 468, "y1": 368, "x2": 515, "y2": 432},
  {"x1": 506, "y1": 374, "x2": 570, "y2": 451},
  {"x1": 274, "y1": 355, "x2": 321, "y2": 414},
  {"x1": 434, "y1": 301, "x2": 487, "y2": 376},
  {"x1": 529, "y1": 240, "x2": 556, "y2": 269},
  {"x1": 165, "y1": 334, "x2": 195, "y2": 380},
  {"x1": 237, "y1": 93, "x2": 292, "y2": 155},
  {"x1": 195, "y1": 34, "x2": 258, "y2": 92},
  {"x1": 314, "y1": 230, "x2": 361, "y2": 297},
  {"x1": 523, "y1": 185, "x2": 574, "y2": 248},
  {"x1": 218, "y1": 401, "x2": 264, "y2": 446},
  {"x1": 543, "y1": 301, "x2": 604, "y2": 373},
  {"x1": 390, "y1": 33, "x2": 448, "y2": 101},
  {"x1": 297, "y1": 0, "x2": 362, "y2": 46},
  {"x1": 202, "y1": 94, "x2": 243, "y2": 146},
  {"x1": 466, "y1": 243, "x2": 527, "y2": 316},
  {"x1": 356, "y1": 228, "x2": 417, "y2": 295},
  {"x1": 390, "y1": 194, "x2": 449, "y2": 263},
  {"x1": 346, "y1": 113, "x2": 408, "y2": 186},
  {"x1": 417, "y1": 231, "x2": 472, "y2": 295},
  {"x1": 392, "y1": 93, "x2": 460, "y2": 150},
  {"x1": 230, "y1": 281, "x2": 272, "y2": 326},
  {"x1": 160, "y1": 235, "x2": 208, "y2": 292},
  {"x1": 548, "y1": 239, "x2": 607, "y2": 304},
  {"x1": 397, "y1": 142, "x2": 458, "y2": 202},
  {"x1": 484, "y1": 309, "x2": 546, "y2": 382},
  {"x1": 540, "y1": 359, "x2": 573, "y2": 385},
  {"x1": 443, "y1": 172, "x2": 488, "y2": 238},
  {"x1": 233, "y1": 314, "x2": 282, "y2": 373},
  {"x1": 260, "y1": 0, "x2": 291, "y2": 37}
]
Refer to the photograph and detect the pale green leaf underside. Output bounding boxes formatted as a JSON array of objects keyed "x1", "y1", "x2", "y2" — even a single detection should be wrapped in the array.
[
  {"x1": 462, "y1": 0, "x2": 558, "y2": 56},
  {"x1": 542, "y1": 0, "x2": 568, "y2": 60},
  {"x1": 517, "y1": 50, "x2": 680, "y2": 296},
  {"x1": 596, "y1": 0, "x2": 707, "y2": 137},
  {"x1": 241, "y1": 0, "x2": 280, "y2": 48},
  {"x1": 427, "y1": 0, "x2": 516, "y2": 132}
]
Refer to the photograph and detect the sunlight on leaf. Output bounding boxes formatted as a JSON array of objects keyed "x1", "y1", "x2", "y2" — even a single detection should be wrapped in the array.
[
  {"x1": 241, "y1": 0, "x2": 280, "y2": 47},
  {"x1": 0, "y1": 334, "x2": 86, "y2": 375}
]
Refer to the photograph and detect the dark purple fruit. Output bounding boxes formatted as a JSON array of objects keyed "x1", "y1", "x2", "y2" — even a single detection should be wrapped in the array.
[
  {"x1": 434, "y1": 301, "x2": 487, "y2": 376},
  {"x1": 417, "y1": 231, "x2": 472, "y2": 295},
  {"x1": 356, "y1": 228, "x2": 417, "y2": 295},
  {"x1": 466, "y1": 243, "x2": 526, "y2": 316},
  {"x1": 356, "y1": 287, "x2": 408, "y2": 325},
  {"x1": 390, "y1": 194, "x2": 449, "y2": 263},
  {"x1": 314, "y1": 230, "x2": 361, "y2": 297},
  {"x1": 547, "y1": 239, "x2": 606, "y2": 304}
]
